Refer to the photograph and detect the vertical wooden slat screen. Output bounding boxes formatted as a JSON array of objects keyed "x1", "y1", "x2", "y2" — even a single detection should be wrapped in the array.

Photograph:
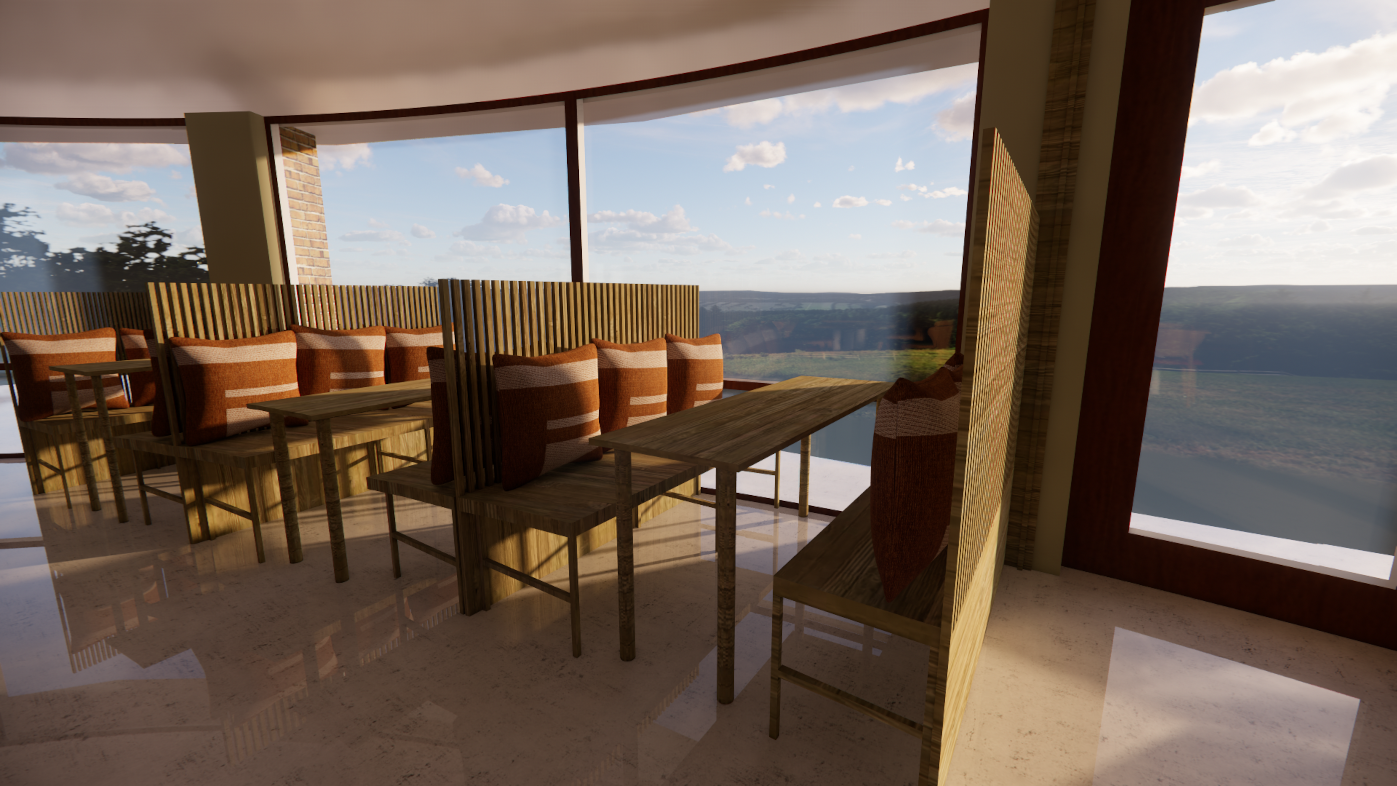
[
  {"x1": 931, "y1": 129, "x2": 1037, "y2": 785},
  {"x1": 282, "y1": 285, "x2": 440, "y2": 330},
  {"x1": 438, "y1": 279, "x2": 698, "y2": 494}
]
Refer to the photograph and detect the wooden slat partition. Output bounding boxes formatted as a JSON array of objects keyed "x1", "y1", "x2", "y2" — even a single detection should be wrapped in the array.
[
  {"x1": 288, "y1": 284, "x2": 439, "y2": 330},
  {"x1": 438, "y1": 280, "x2": 700, "y2": 496},
  {"x1": 930, "y1": 129, "x2": 1037, "y2": 784}
]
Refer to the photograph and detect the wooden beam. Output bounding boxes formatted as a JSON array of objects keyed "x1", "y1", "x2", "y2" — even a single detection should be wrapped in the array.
[{"x1": 565, "y1": 99, "x2": 589, "y2": 283}]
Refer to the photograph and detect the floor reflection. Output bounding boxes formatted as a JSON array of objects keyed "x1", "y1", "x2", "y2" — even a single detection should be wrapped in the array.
[{"x1": 1094, "y1": 627, "x2": 1360, "y2": 786}]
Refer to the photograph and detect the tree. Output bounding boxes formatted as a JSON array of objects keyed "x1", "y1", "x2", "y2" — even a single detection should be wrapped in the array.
[{"x1": 0, "y1": 205, "x2": 208, "y2": 292}]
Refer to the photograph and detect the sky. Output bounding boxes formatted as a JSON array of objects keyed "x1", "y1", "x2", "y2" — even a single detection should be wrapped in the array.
[{"x1": 2, "y1": 0, "x2": 1395, "y2": 292}]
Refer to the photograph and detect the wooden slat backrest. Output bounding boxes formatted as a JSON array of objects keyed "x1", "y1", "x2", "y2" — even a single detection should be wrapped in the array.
[
  {"x1": 438, "y1": 280, "x2": 699, "y2": 495},
  {"x1": 146, "y1": 282, "x2": 294, "y2": 444},
  {"x1": 288, "y1": 285, "x2": 439, "y2": 330},
  {"x1": 931, "y1": 129, "x2": 1038, "y2": 784}
]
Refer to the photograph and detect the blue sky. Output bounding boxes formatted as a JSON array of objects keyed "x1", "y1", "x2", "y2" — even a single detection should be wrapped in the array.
[{"x1": 3, "y1": 0, "x2": 1395, "y2": 292}]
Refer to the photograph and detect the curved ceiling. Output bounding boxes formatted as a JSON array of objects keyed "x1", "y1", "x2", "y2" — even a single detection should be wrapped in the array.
[{"x1": 0, "y1": 0, "x2": 984, "y2": 120}]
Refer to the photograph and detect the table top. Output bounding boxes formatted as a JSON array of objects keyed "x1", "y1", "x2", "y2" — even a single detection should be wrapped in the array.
[
  {"x1": 247, "y1": 378, "x2": 432, "y2": 422},
  {"x1": 590, "y1": 375, "x2": 891, "y2": 472},
  {"x1": 49, "y1": 359, "x2": 153, "y2": 376}
]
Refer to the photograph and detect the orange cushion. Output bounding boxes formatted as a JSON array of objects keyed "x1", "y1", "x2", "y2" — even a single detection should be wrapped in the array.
[
  {"x1": 664, "y1": 333, "x2": 723, "y2": 414},
  {"x1": 591, "y1": 337, "x2": 667, "y2": 436},
  {"x1": 385, "y1": 326, "x2": 441, "y2": 384},
  {"x1": 119, "y1": 328, "x2": 159, "y2": 407},
  {"x1": 168, "y1": 331, "x2": 299, "y2": 446},
  {"x1": 493, "y1": 343, "x2": 602, "y2": 491},
  {"x1": 2, "y1": 328, "x2": 129, "y2": 422},
  {"x1": 427, "y1": 346, "x2": 453, "y2": 485},
  {"x1": 869, "y1": 365, "x2": 960, "y2": 601},
  {"x1": 292, "y1": 325, "x2": 387, "y2": 395}
]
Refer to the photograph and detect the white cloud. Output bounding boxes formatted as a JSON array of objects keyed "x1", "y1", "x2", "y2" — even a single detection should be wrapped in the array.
[
  {"x1": 900, "y1": 194, "x2": 912, "y2": 202},
  {"x1": 1303, "y1": 155, "x2": 1397, "y2": 199},
  {"x1": 867, "y1": 250, "x2": 917, "y2": 260},
  {"x1": 119, "y1": 208, "x2": 172, "y2": 225},
  {"x1": 0, "y1": 142, "x2": 187, "y2": 174},
  {"x1": 1217, "y1": 234, "x2": 1273, "y2": 248},
  {"x1": 763, "y1": 184, "x2": 775, "y2": 190},
  {"x1": 874, "y1": 199, "x2": 892, "y2": 206},
  {"x1": 848, "y1": 165, "x2": 855, "y2": 171},
  {"x1": 56, "y1": 202, "x2": 115, "y2": 225},
  {"x1": 1177, "y1": 184, "x2": 1264, "y2": 208},
  {"x1": 54, "y1": 172, "x2": 158, "y2": 202},
  {"x1": 411, "y1": 223, "x2": 436, "y2": 239},
  {"x1": 813, "y1": 202, "x2": 822, "y2": 208},
  {"x1": 456, "y1": 163, "x2": 509, "y2": 187},
  {"x1": 759, "y1": 210, "x2": 801, "y2": 220},
  {"x1": 318, "y1": 143, "x2": 373, "y2": 171},
  {"x1": 445, "y1": 240, "x2": 567, "y2": 260},
  {"x1": 1356, "y1": 225, "x2": 1397, "y2": 234},
  {"x1": 892, "y1": 218, "x2": 966, "y2": 236},
  {"x1": 833, "y1": 195, "x2": 868, "y2": 208},
  {"x1": 849, "y1": 234, "x2": 862, "y2": 239},
  {"x1": 1247, "y1": 121, "x2": 1297, "y2": 146},
  {"x1": 720, "y1": 65, "x2": 978, "y2": 128},
  {"x1": 930, "y1": 187, "x2": 967, "y2": 199},
  {"x1": 786, "y1": 194, "x2": 795, "y2": 204},
  {"x1": 1308, "y1": 220, "x2": 1331, "y2": 233},
  {"x1": 1189, "y1": 31, "x2": 1397, "y2": 144},
  {"x1": 1180, "y1": 160, "x2": 1222, "y2": 179},
  {"x1": 177, "y1": 226, "x2": 204, "y2": 245},
  {"x1": 456, "y1": 204, "x2": 562, "y2": 243},
  {"x1": 368, "y1": 217, "x2": 390, "y2": 228},
  {"x1": 724, "y1": 141, "x2": 787, "y2": 172},
  {"x1": 169, "y1": 171, "x2": 182, "y2": 180},
  {"x1": 588, "y1": 205, "x2": 695, "y2": 233},
  {"x1": 341, "y1": 229, "x2": 408, "y2": 244},
  {"x1": 744, "y1": 196, "x2": 752, "y2": 206},
  {"x1": 933, "y1": 93, "x2": 977, "y2": 142},
  {"x1": 895, "y1": 157, "x2": 916, "y2": 172}
]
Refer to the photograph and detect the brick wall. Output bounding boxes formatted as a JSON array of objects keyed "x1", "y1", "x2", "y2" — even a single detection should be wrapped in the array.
[{"x1": 279, "y1": 126, "x2": 332, "y2": 286}]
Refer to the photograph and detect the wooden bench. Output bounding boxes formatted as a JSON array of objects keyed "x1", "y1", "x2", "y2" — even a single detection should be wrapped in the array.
[
  {"x1": 118, "y1": 282, "x2": 436, "y2": 556},
  {"x1": 0, "y1": 290, "x2": 165, "y2": 510},
  {"x1": 367, "y1": 279, "x2": 705, "y2": 657}
]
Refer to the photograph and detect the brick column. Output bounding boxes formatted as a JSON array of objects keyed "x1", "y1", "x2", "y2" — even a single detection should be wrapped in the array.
[{"x1": 278, "y1": 126, "x2": 332, "y2": 286}]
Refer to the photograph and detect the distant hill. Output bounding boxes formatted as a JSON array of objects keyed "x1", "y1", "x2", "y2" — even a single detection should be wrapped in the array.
[
  {"x1": 1162, "y1": 285, "x2": 1397, "y2": 307},
  {"x1": 700, "y1": 290, "x2": 959, "y2": 312}
]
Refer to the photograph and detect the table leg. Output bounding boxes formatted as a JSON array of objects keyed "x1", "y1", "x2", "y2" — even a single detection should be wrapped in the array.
[
  {"x1": 316, "y1": 420, "x2": 350, "y2": 583},
  {"x1": 798, "y1": 435, "x2": 811, "y2": 518},
  {"x1": 64, "y1": 373, "x2": 101, "y2": 511},
  {"x1": 615, "y1": 450, "x2": 636, "y2": 661},
  {"x1": 271, "y1": 416, "x2": 303, "y2": 563},
  {"x1": 716, "y1": 467, "x2": 737, "y2": 704},
  {"x1": 91, "y1": 375, "x2": 128, "y2": 523}
]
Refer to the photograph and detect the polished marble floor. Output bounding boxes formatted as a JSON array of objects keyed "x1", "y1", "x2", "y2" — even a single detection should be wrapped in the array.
[{"x1": 0, "y1": 461, "x2": 1394, "y2": 785}]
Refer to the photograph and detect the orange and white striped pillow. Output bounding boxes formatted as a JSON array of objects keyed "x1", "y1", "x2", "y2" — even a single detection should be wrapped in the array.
[
  {"x1": 291, "y1": 325, "x2": 387, "y2": 396},
  {"x1": 591, "y1": 337, "x2": 667, "y2": 435},
  {"x1": 169, "y1": 331, "x2": 300, "y2": 446},
  {"x1": 385, "y1": 326, "x2": 442, "y2": 383},
  {"x1": 869, "y1": 366, "x2": 960, "y2": 601},
  {"x1": 118, "y1": 328, "x2": 159, "y2": 407},
  {"x1": 664, "y1": 333, "x2": 723, "y2": 413},
  {"x1": 2, "y1": 328, "x2": 128, "y2": 422},
  {"x1": 493, "y1": 343, "x2": 603, "y2": 490}
]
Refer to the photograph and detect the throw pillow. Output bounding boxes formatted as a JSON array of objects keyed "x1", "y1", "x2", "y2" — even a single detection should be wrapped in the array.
[
  {"x1": 385, "y1": 326, "x2": 442, "y2": 383},
  {"x1": 1, "y1": 327, "x2": 128, "y2": 422},
  {"x1": 591, "y1": 337, "x2": 667, "y2": 435},
  {"x1": 664, "y1": 333, "x2": 723, "y2": 414},
  {"x1": 169, "y1": 331, "x2": 300, "y2": 446},
  {"x1": 119, "y1": 328, "x2": 159, "y2": 407},
  {"x1": 292, "y1": 325, "x2": 387, "y2": 395},
  {"x1": 869, "y1": 366, "x2": 960, "y2": 601},
  {"x1": 493, "y1": 343, "x2": 603, "y2": 490}
]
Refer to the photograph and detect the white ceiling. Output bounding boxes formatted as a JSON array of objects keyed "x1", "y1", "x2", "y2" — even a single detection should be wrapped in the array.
[{"x1": 0, "y1": 0, "x2": 985, "y2": 121}]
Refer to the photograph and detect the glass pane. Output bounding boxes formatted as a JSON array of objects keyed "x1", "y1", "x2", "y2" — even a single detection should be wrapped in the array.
[
  {"x1": 1131, "y1": 0, "x2": 1397, "y2": 578},
  {"x1": 0, "y1": 142, "x2": 204, "y2": 292},
  {"x1": 586, "y1": 65, "x2": 976, "y2": 472},
  {"x1": 318, "y1": 130, "x2": 570, "y2": 285}
]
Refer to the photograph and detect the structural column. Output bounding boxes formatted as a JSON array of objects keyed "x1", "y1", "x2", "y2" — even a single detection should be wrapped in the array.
[{"x1": 184, "y1": 111, "x2": 287, "y2": 285}]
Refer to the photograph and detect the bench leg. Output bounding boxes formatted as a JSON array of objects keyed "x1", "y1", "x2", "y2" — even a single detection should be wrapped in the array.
[
  {"x1": 53, "y1": 442, "x2": 74, "y2": 510},
  {"x1": 799, "y1": 436, "x2": 811, "y2": 518},
  {"x1": 769, "y1": 592, "x2": 784, "y2": 739},
  {"x1": 716, "y1": 467, "x2": 738, "y2": 704},
  {"x1": 386, "y1": 493, "x2": 402, "y2": 579},
  {"x1": 454, "y1": 510, "x2": 489, "y2": 615},
  {"x1": 244, "y1": 466, "x2": 266, "y2": 564},
  {"x1": 133, "y1": 454, "x2": 152, "y2": 526},
  {"x1": 18, "y1": 427, "x2": 44, "y2": 496},
  {"x1": 271, "y1": 416, "x2": 303, "y2": 564},
  {"x1": 773, "y1": 449, "x2": 781, "y2": 511},
  {"x1": 614, "y1": 450, "x2": 636, "y2": 662},
  {"x1": 316, "y1": 420, "x2": 349, "y2": 583},
  {"x1": 188, "y1": 460, "x2": 212, "y2": 542},
  {"x1": 568, "y1": 534, "x2": 581, "y2": 659},
  {"x1": 918, "y1": 643, "x2": 942, "y2": 785}
]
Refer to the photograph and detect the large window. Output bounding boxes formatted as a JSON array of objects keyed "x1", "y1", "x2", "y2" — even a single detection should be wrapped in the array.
[
  {"x1": 0, "y1": 142, "x2": 204, "y2": 292},
  {"x1": 316, "y1": 128, "x2": 571, "y2": 285},
  {"x1": 585, "y1": 61, "x2": 977, "y2": 475},
  {"x1": 1130, "y1": 0, "x2": 1397, "y2": 584}
]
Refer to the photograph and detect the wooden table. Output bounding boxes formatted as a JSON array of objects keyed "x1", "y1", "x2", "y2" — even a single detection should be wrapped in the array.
[
  {"x1": 248, "y1": 379, "x2": 432, "y2": 583},
  {"x1": 591, "y1": 375, "x2": 891, "y2": 704},
  {"x1": 50, "y1": 358, "x2": 154, "y2": 523}
]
